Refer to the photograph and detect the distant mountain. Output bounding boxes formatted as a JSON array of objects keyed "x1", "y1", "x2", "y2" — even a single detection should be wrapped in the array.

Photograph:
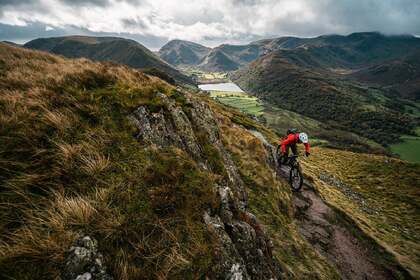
[
  {"x1": 159, "y1": 40, "x2": 265, "y2": 71},
  {"x1": 1, "y1": 41, "x2": 20, "y2": 47},
  {"x1": 158, "y1": 39, "x2": 210, "y2": 66},
  {"x1": 159, "y1": 32, "x2": 420, "y2": 75},
  {"x1": 261, "y1": 32, "x2": 420, "y2": 70},
  {"x1": 198, "y1": 48, "x2": 239, "y2": 71},
  {"x1": 349, "y1": 50, "x2": 420, "y2": 100},
  {"x1": 24, "y1": 36, "x2": 193, "y2": 85},
  {"x1": 258, "y1": 32, "x2": 420, "y2": 101},
  {"x1": 198, "y1": 44, "x2": 263, "y2": 71}
]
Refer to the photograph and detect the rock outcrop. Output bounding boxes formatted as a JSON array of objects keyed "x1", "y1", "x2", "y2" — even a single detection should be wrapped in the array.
[
  {"x1": 62, "y1": 236, "x2": 113, "y2": 280},
  {"x1": 130, "y1": 92, "x2": 282, "y2": 279}
]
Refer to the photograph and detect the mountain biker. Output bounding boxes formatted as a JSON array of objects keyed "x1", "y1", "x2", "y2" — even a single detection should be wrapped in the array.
[{"x1": 277, "y1": 129, "x2": 310, "y2": 164}]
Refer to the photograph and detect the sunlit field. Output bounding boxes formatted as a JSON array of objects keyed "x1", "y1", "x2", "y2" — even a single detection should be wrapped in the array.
[{"x1": 210, "y1": 91, "x2": 263, "y2": 116}]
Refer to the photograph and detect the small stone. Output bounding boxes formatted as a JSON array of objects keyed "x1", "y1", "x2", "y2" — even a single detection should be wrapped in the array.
[{"x1": 75, "y1": 272, "x2": 92, "y2": 280}]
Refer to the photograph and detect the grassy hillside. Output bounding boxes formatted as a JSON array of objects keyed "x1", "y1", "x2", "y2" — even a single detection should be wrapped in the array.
[
  {"x1": 24, "y1": 36, "x2": 193, "y2": 85},
  {"x1": 301, "y1": 147, "x2": 420, "y2": 278},
  {"x1": 0, "y1": 43, "x2": 344, "y2": 279},
  {"x1": 390, "y1": 131, "x2": 420, "y2": 163}
]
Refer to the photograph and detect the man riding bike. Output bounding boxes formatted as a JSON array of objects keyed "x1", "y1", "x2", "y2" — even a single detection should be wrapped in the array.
[{"x1": 277, "y1": 129, "x2": 310, "y2": 164}]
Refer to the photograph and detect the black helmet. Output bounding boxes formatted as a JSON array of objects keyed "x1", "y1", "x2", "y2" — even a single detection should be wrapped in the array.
[{"x1": 287, "y1": 128, "x2": 297, "y2": 135}]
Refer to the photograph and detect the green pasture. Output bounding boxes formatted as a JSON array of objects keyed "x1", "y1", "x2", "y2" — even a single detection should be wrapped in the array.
[
  {"x1": 390, "y1": 129, "x2": 420, "y2": 163},
  {"x1": 210, "y1": 91, "x2": 263, "y2": 116}
]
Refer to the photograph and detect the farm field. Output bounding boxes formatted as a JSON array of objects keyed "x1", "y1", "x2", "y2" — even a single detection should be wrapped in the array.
[
  {"x1": 179, "y1": 66, "x2": 229, "y2": 83},
  {"x1": 209, "y1": 91, "x2": 264, "y2": 116},
  {"x1": 390, "y1": 132, "x2": 420, "y2": 163}
]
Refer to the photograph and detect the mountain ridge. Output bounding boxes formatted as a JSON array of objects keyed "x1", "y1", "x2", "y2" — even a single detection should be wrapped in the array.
[
  {"x1": 159, "y1": 32, "x2": 420, "y2": 74},
  {"x1": 24, "y1": 35, "x2": 194, "y2": 85}
]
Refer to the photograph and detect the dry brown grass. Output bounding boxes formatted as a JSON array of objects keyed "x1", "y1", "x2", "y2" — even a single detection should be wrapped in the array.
[
  {"x1": 0, "y1": 43, "x2": 218, "y2": 279},
  {"x1": 0, "y1": 191, "x2": 101, "y2": 278}
]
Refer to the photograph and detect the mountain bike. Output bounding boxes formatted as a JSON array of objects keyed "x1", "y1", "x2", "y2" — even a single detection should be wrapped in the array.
[
  {"x1": 286, "y1": 155, "x2": 304, "y2": 191},
  {"x1": 277, "y1": 152, "x2": 304, "y2": 192}
]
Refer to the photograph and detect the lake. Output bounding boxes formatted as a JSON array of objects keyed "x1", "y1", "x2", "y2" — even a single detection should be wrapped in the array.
[{"x1": 198, "y1": 82, "x2": 244, "y2": 93}]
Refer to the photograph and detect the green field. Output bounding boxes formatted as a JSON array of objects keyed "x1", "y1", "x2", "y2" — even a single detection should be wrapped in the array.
[
  {"x1": 179, "y1": 66, "x2": 229, "y2": 83},
  {"x1": 210, "y1": 91, "x2": 263, "y2": 116},
  {"x1": 390, "y1": 131, "x2": 420, "y2": 163}
]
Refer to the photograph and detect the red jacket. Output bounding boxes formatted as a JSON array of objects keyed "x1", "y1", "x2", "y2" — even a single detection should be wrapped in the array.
[{"x1": 280, "y1": 133, "x2": 310, "y2": 154}]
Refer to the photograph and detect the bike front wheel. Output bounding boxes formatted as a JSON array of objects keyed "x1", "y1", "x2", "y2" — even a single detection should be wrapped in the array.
[{"x1": 289, "y1": 166, "x2": 303, "y2": 191}]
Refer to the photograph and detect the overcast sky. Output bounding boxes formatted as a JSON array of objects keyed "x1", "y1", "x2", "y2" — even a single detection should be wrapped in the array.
[{"x1": 1, "y1": 0, "x2": 420, "y2": 49}]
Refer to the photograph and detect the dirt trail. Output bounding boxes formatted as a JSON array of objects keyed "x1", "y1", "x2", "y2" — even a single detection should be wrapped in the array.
[
  {"x1": 293, "y1": 184, "x2": 393, "y2": 280},
  {"x1": 249, "y1": 130, "x2": 409, "y2": 279},
  {"x1": 275, "y1": 163, "x2": 397, "y2": 279}
]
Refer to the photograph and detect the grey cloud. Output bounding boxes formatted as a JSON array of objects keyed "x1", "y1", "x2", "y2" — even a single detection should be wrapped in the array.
[
  {"x1": 0, "y1": 21, "x2": 168, "y2": 49},
  {"x1": 0, "y1": 0, "x2": 46, "y2": 20},
  {"x1": 122, "y1": 17, "x2": 148, "y2": 29},
  {"x1": 1, "y1": 0, "x2": 420, "y2": 49},
  {"x1": 57, "y1": 0, "x2": 111, "y2": 7},
  {"x1": 0, "y1": 0, "x2": 41, "y2": 8},
  {"x1": 0, "y1": 22, "x2": 72, "y2": 43},
  {"x1": 168, "y1": 7, "x2": 224, "y2": 25},
  {"x1": 0, "y1": 0, "x2": 36, "y2": 5},
  {"x1": 57, "y1": 0, "x2": 145, "y2": 7},
  {"x1": 318, "y1": 0, "x2": 420, "y2": 35},
  {"x1": 230, "y1": 0, "x2": 261, "y2": 6},
  {"x1": 229, "y1": 0, "x2": 420, "y2": 38}
]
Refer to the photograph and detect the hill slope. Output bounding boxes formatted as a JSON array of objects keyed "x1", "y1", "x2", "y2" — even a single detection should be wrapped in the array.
[
  {"x1": 254, "y1": 32, "x2": 420, "y2": 67},
  {"x1": 24, "y1": 36, "x2": 193, "y2": 85},
  {"x1": 0, "y1": 42, "x2": 343, "y2": 279},
  {"x1": 232, "y1": 50, "x2": 417, "y2": 147},
  {"x1": 349, "y1": 50, "x2": 420, "y2": 100},
  {"x1": 253, "y1": 32, "x2": 420, "y2": 100},
  {"x1": 1, "y1": 42, "x2": 417, "y2": 280}
]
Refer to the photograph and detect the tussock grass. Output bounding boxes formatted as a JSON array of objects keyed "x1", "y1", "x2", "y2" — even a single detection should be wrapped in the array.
[{"x1": 0, "y1": 43, "x2": 216, "y2": 279}]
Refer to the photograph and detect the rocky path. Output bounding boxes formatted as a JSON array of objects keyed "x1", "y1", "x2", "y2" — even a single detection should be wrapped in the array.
[
  {"x1": 273, "y1": 159, "x2": 401, "y2": 279},
  {"x1": 293, "y1": 184, "x2": 393, "y2": 280}
]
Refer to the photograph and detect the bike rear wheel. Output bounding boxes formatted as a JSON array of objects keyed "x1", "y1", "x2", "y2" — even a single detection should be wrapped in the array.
[{"x1": 289, "y1": 166, "x2": 303, "y2": 191}]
